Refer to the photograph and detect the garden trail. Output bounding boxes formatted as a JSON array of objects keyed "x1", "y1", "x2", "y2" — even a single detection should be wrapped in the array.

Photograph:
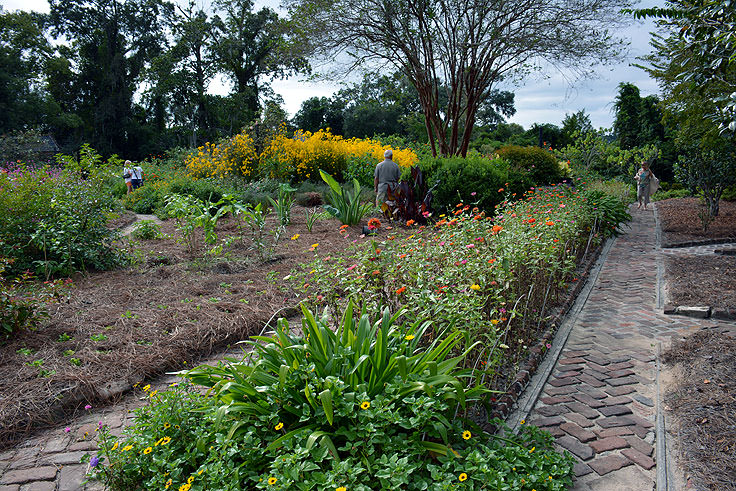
[
  {"x1": 509, "y1": 205, "x2": 736, "y2": 491},
  {"x1": 1, "y1": 206, "x2": 735, "y2": 491},
  {"x1": 119, "y1": 214, "x2": 163, "y2": 237}
]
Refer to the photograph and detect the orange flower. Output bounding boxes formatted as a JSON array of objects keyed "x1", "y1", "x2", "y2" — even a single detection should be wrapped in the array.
[
  {"x1": 372, "y1": 270, "x2": 380, "y2": 275},
  {"x1": 406, "y1": 219, "x2": 415, "y2": 226},
  {"x1": 527, "y1": 218, "x2": 535, "y2": 224},
  {"x1": 498, "y1": 188, "x2": 504, "y2": 192},
  {"x1": 396, "y1": 286, "x2": 406, "y2": 294},
  {"x1": 491, "y1": 225, "x2": 503, "y2": 234},
  {"x1": 546, "y1": 221, "x2": 554, "y2": 226}
]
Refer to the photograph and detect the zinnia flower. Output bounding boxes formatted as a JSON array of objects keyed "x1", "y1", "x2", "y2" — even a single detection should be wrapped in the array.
[
  {"x1": 396, "y1": 286, "x2": 406, "y2": 295},
  {"x1": 405, "y1": 334, "x2": 414, "y2": 341},
  {"x1": 470, "y1": 284, "x2": 480, "y2": 291}
]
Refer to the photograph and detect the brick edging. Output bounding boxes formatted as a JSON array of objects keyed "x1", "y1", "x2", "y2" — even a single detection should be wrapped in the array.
[
  {"x1": 661, "y1": 237, "x2": 736, "y2": 249},
  {"x1": 488, "y1": 242, "x2": 605, "y2": 420}
]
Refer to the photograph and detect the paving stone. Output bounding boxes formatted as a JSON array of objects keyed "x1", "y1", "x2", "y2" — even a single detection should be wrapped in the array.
[
  {"x1": 560, "y1": 357, "x2": 587, "y2": 365},
  {"x1": 579, "y1": 386, "x2": 608, "y2": 399},
  {"x1": 555, "y1": 370, "x2": 582, "y2": 379},
  {"x1": 607, "y1": 375, "x2": 639, "y2": 387},
  {"x1": 67, "y1": 440, "x2": 98, "y2": 451},
  {"x1": 573, "y1": 462, "x2": 593, "y2": 477},
  {"x1": 585, "y1": 369, "x2": 609, "y2": 381},
  {"x1": 586, "y1": 361, "x2": 610, "y2": 373},
  {"x1": 608, "y1": 356, "x2": 632, "y2": 364},
  {"x1": 607, "y1": 368, "x2": 635, "y2": 378},
  {"x1": 588, "y1": 454, "x2": 633, "y2": 476},
  {"x1": 584, "y1": 355, "x2": 610, "y2": 366},
  {"x1": 0, "y1": 467, "x2": 58, "y2": 485},
  {"x1": 40, "y1": 450, "x2": 88, "y2": 465},
  {"x1": 603, "y1": 395, "x2": 633, "y2": 406},
  {"x1": 564, "y1": 350, "x2": 589, "y2": 357},
  {"x1": 578, "y1": 374, "x2": 606, "y2": 388},
  {"x1": 544, "y1": 386, "x2": 579, "y2": 396},
  {"x1": 540, "y1": 395, "x2": 574, "y2": 405},
  {"x1": 565, "y1": 413, "x2": 595, "y2": 428},
  {"x1": 633, "y1": 425, "x2": 651, "y2": 439},
  {"x1": 529, "y1": 415, "x2": 566, "y2": 427},
  {"x1": 0, "y1": 486, "x2": 20, "y2": 491},
  {"x1": 560, "y1": 422, "x2": 596, "y2": 443},
  {"x1": 598, "y1": 405, "x2": 633, "y2": 417},
  {"x1": 625, "y1": 436, "x2": 654, "y2": 457},
  {"x1": 556, "y1": 435, "x2": 594, "y2": 461},
  {"x1": 632, "y1": 394, "x2": 654, "y2": 407},
  {"x1": 537, "y1": 405, "x2": 569, "y2": 417},
  {"x1": 621, "y1": 448, "x2": 656, "y2": 470},
  {"x1": 607, "y1": 361, "x2": 635, "y2": 371},
  {"x1": 43, "y1": 435, "x2": 71, "y2": 454},
  {"x1": 549, "y1": 377, "x2": 578, "y2": 387},
  {"x1": 571, "y1": 393, "x2": 605, "y2": 408},
  {"x1": 594, "y1": 427, "x2": 631, "y2": 438},
  {"x1": 547, "y1": 426, "x2": 566, "y2": 437},
  {"x1": 565, "y1": 402, "x2": 600, "y2": 419},
  {"x1": 597, "y1": 416, "x2": 635, "y2": 428},
  {"x1": 589, "y1": 436, "x2": 629, "y2": 453},
  {"x1": 557, "y1": 364, "x2": 584, "y2": 372},
  {"x1": 58, "y1": 464, "x2": 88, "y2": 491},
  {"x1": 605, "y1": 386, "x2": 636, "y2": 396},
  {"x1": 20, "y1": 482, "x2": 56, "y2": 491},
  {"x1": 626, "y1": 414, "x2": 654, "y2": 429}
]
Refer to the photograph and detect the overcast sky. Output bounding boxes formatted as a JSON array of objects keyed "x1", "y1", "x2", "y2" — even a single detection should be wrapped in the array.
[{"x1": 2, "y1": 0, "x2": 663, "y2": 130}]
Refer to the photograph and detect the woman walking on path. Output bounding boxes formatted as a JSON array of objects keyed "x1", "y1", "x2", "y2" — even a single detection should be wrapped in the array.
[{"x1": 635, "y1": 161, "x2": 656, "y2": 210}]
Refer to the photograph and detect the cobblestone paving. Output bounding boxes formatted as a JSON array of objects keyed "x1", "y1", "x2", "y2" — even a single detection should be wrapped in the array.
[
  {"x1": 1, "y1": 206, "x2": 734, "y2": 490},
  {"x1": 527, "y1": 206, "x2": 734, "y2": 490}
]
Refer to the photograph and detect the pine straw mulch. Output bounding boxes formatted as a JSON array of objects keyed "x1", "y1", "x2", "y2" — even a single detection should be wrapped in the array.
[
  {"x1": 662, "y1": 329, "x2": 736, "y2": 491},
  {"x1": 656, "y1": 198, "x2": 736, "y2": 309},
  {"x1": 0, "y1": 208, "x2": 382, "y2": 450}
]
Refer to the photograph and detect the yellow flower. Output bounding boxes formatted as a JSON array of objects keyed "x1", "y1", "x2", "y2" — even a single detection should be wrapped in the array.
[
  {"x1": 491, "y1": 319, "x2": 500, "y2": 325},
  {"x1": 470, "y1": 284, "x2": 480, "y2": 291},
  {"x1": 178, "y1": 484, "x2": 191, "y2": 491},
  {"x1": 459, "y1": 473, "x2": 468, "y2": 482},
  {"x1": 311, "y1": 243, "x2": 319, "y2": 248},
  {"x1": 155, "y1": 437, "x2": 165, "y2": 446},
  {"x1": 111, "y1": 442, "x2": 119, "y2": 451},
  {"x1": 275, "y1": 422, "x2": 284, "y2": 431},
  {"x1": 187, "y1": 476, "x2": 195, "y2": 484},
  {"x1": 163, "y1": 422, "x2": 171, "y2": 429},
  {"x1": 161, "y1": 436, "x2": 171, "y2": 445},
  {"x1": 462, "y1": 430, "x2": 472, "y2": 440},
  {"x1": 529, "y1": 446, "x2": 535, "y2": 453},
  {"x1": 405, "y1": 335, "x2": 415, "y2": 341},
  {"x1": 142, "y1": 384, "x2": 151, "y2": 392},
  {"x1": 360, "y1": 401, "x2": 370, "y2": 410},
  {"x1": 165, "y1": 478, "x2": 172, "y2": 489},
  {"x1": 520, "y1": 420, "x2": 525, "y2": 424},
  {"x1": 198, "y1": 469, "x2": 204, "y2": 475},
  {"x1": 143, "y1": 446, "x2": 152, "y2": 454},
  {"x1": 268, "y1": 477, "x2": 277, "y2": 485},
  {"x1": 291, "y1": 234, "x2": 300, "y2": 240},
  {"x1": 149, "y1": 390, "x2": 158, "y2": 397},
  {"x1": 336, "y1": 487, "x2": 347, "y2": 491},
  {"x1": 122, "y1": 445, "x2": 133, "y2": 451}
]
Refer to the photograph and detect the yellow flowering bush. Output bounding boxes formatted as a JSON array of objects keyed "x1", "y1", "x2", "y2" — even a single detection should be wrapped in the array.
[
  {"x1": 185, "y1": 130, "x2": 258, "y2": 179},
  {"x1": 261, "y1": 127, "x2": 418, "y2": 182}
]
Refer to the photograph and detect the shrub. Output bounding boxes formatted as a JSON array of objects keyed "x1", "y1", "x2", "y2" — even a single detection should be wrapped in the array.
[
  {"x1": 420, "y1": 155, "x2": 512, "y2": 213},
  {"x1": 497, "y1": 145, "x2": 563, "y2": 186},
  {"x1": 0, "y1": 155, "x2": 123, "y2": 277},
  {"x1": 320, "y1": 170, "x2": 374, "y2": 226},
  {"x1": 89, "y1": 304, "x2": 576, "y2": 490},
  {"x1": 185, "y1": 130, "x2": 258, "y2": 179}
]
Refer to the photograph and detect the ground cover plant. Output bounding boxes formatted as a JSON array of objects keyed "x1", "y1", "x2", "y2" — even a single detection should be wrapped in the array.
[{"x1": 88, "y1": 303, "x2": 576, "y2": 490}]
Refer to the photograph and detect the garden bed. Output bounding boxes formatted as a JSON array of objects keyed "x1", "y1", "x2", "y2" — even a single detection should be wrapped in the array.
[{"x1": 657, "y1": 197, "x2": 736, "y2": 247}]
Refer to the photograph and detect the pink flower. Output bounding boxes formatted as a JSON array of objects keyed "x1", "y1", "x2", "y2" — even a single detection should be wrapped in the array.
[
  {"x1": 84, "y1": 405, "x2": 92, "y2": 410},
  {"x1": 64, "y1": 427, "x2": 71, "y2": 433},
  {"x1": 546, "y1": 343, "x2": 552, "y2": 349},
  {"x1": 439, "y1": 241, "x2": 445, "y2": 246},
  {"x1": 346, "y1": 264, "x2": 357, "y2": 271},
  {"x1": 461, "y1": 259, "x2": 467, "y2": 265},
  {"x1": 466, "y1": 244, "x2": 475, "y2": 249}
]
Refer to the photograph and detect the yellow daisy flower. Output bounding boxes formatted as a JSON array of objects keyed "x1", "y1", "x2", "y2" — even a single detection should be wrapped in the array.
[
  {"x1": 462, "y1": 430, "x2": 472, "y2": 440},
  {"x1": 360, "y1": 401, "x2": 370, "y2": 410},
  {"x1": 268, "y1": 477, "x2": 277, "y2": 485},
  {"x1": 459, "y1": 473, "x2": 468, "y2": 482},
  {"x1": 143, "y1": 446, "x2": 152, "y2": 454},
  {"x1": 275, "y1": 422, "x2": 284, "y2": 431}
]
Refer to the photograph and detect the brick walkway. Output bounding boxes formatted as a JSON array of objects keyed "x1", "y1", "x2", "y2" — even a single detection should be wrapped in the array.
[
  {"x1": 521, "y1": 206, "x2": 733, "y2": 490},
  {"x1": 1, "y1": 205, "x2": 734, "y2": 490}
]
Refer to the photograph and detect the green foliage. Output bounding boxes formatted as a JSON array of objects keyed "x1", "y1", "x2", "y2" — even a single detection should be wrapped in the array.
[
  {"x1": 320, "y1": 170, "x2": 374, "y2": 225},
  {"x1": 580, "y1": 188, "x2": 632, "y2": 237},
  {"x1": 343, "y1": 154, "x2": 376, "y2": 188},
  {"x1": 497, "y1": 145, "x2": 563, "y2": 186},
  {"x1": 164, "y1": 194, "x2": 220, "y2": 254},
  {"x1": 267, "y1": 183, "x2": 296, "y2": 226},
  {"x1": 131, "y1": 220, "x2": 163, "y2": 240},
  {"x1": 421, "y1": 155, "x2": 513, "y2": 213},
  {"x1": 675, "y1": 144, "x2": 736, "y2": 216},
  {"x1": 90, "y1": 305, "x2": 575, "y2": 490},
  {"x1": 652, "y1": 188, "x2": 691, "y2": 201},
  {"x1": 0, "y1": 153, "x2": 123, "y2": 278},
  {"x1": 1, "y1": 260, "x2": 67, "y2": 341}
]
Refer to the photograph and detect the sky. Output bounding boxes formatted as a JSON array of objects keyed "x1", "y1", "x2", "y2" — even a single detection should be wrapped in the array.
[{"x1": 2, "y1": 0, "x2": 663, "y2": 130}]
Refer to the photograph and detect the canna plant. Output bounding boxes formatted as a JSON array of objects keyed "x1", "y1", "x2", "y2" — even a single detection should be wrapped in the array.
[{"x1": 319, "y1": 170, "x2": 374, "y2": 226}]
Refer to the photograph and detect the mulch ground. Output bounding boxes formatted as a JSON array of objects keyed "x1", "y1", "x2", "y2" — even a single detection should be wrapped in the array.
[
  {"x1": 663, "y1": 329, "x2": 736, "y2": 491},
  {"x1": 657, "y1": 198, "x2": 736, "y2": 309}
]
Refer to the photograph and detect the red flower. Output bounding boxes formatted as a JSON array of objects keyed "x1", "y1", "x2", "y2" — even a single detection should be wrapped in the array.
[{"x1": 396, "y1": 286, "x2": 406, "y2": 295}]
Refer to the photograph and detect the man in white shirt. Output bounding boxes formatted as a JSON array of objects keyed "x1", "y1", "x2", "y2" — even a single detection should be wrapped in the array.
[{"x1": 374, "y1": 149, "x2": 400, "y2": 207}]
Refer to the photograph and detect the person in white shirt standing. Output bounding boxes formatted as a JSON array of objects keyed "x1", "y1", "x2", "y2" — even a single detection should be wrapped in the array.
[
  {"x1": 131, "y1": 162, "x2": 143, "y2": 190},
  {"x1": 123, "y1": 160, "x2": 134, "y2": 195}
]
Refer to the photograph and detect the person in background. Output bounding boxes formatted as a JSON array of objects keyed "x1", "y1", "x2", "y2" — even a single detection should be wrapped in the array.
[
  {"x1": 634, "y1": 161, "x2": 656, "y2": 210},
  {"x1": 123, "y1": 160, "x2": 134, "y2": 195},
  {"x1": 374, "y1": 149, "x2": 400, "y2": 207},
  {"x1": 131, "y1": 162, "x2": 143, "y2": 190}
]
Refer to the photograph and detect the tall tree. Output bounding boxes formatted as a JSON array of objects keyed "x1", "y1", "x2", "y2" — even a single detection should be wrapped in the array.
[
  {"x1": 48, "y1": 0, "x2": 170, "y2": 157},
  {"x1": 210, "y1": 0, "x2": 311, "y2": 128},
  {"x1": 613, "y1": 82, "x2": 641, "y2": 149},
  {"x1": 559, "y1": 109, "x2": 593, "y2": 148},
  {"x1": 286, "y1": 0, "x2": 631, "y2": 157}
]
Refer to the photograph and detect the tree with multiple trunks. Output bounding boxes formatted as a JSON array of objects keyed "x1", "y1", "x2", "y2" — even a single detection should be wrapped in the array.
[{"x1": 285, "y1": 0, "x2": 632, "y2": 157}]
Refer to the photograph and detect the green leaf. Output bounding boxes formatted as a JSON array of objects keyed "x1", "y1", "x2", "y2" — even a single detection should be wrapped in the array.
[{"x1": 319, "y1": 389, "x2": 334, "y2": 425}]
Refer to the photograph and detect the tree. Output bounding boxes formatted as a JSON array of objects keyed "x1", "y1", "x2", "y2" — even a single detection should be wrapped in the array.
[
  {"x1": 210, "y1": 0, "x2": 311, "y2": 127},
  {"x1": 292, "y1": 96, "x2": 345, "y2": 134},
  {"x1": 613, "y1": 82, "x2": 642, "y2": 149},
  {"x1": 631, "y1": 0, "x2": 736, "y2": 131},
  {"x1": 49, "y1": 0, "x2": 170, "y2": 156},
  {"x1": 559, "y1": 110, "x2": 593, "y2": 148},
  {"x1": 286, "y1": 0, "x2": 631, "y2": 157}
]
